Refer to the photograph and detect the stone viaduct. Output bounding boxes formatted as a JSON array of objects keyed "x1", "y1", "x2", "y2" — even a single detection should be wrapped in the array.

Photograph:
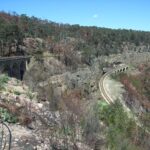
[{"x1": 114, "y1": 65, "x2": 129, "y2": 74}]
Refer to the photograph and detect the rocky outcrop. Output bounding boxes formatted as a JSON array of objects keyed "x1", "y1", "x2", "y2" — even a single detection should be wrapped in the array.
[
  {"x1": 0, "y1": 75, "x2": 96, "y2": 150},
  {"x1": 22, "y1": 38, "x2": 47, "y2": 54}
]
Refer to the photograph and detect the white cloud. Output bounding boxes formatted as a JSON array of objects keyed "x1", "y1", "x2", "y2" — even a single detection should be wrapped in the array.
[{"x1": 93, "y1": 14, "x2": 99, "y2": 19}]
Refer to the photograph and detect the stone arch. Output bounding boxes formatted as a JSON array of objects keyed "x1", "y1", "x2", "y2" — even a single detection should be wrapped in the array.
[
  {"x1": 11, "y1": 61, "x2": 21, "y2": 79},
  {"x1": 3, "y1": 62, "x2": 13, "y2": 77},
  {"x1": 0, "y1": 63, "x2": 5, "y2": 73},
  {"x1": 123, "y1": 68, "x2": 125, "y2": 72},
  {"x1": 20, "y1": 60, "x2": 26, "y2": 80}
]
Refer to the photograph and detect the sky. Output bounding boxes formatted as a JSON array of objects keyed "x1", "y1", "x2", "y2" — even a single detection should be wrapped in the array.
[{"x1": 0, "y1": 0, "x2": 150, "y2": 31}]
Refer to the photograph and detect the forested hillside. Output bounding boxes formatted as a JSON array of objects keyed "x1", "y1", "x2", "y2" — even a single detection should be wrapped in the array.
[{"x1": 0, "y1": 11, "x2": 150, "y2": 59}]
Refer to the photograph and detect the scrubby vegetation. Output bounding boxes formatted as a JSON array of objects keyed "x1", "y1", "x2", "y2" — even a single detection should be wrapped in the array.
[
  {"x1": 0, "y1": 74, "x2": 9, "y2": 90},
  {"x1": 0, "y1": 11, "x2": 150, "y2": 149},
  {"x1": 112, "y1": 65, "x2": 150, "y2": 134},
  {"x1": 98, "y1": 100, "x2": 147, "y2": 150},
  {"x1": 0, "y1": 107, "x2": 18, "y2": 123},
  {"x1": 114, "y1": 65, "x2": 150, "y2": 105}
]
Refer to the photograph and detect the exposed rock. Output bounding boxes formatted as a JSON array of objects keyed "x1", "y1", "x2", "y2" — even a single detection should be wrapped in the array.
[
  {"x1": 23, "y1": 38, "x2": 46, "y2": 54},
  {"x1": 24, "y1": 52, "x2": 66, "y2": 90},
  {"x1": 0, "y1": 76, "x2": 94, "y2": 150}
]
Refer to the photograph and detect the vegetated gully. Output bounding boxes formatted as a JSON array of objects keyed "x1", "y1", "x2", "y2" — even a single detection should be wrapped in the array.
[{"x1": 99, "y1": 65, "x2": 150, "y2": 134}]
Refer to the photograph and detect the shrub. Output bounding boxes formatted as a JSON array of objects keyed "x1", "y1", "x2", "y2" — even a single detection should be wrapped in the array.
[
  {"x1": 98, "y1": 100, "x2": 141, "y2": 149},
  {"x1": 0, "y1": 108, "x2": 18, "y2": 123},
  {"x1": 0, "y1": 74, "x2": 9, "y2": 90},
  {"x1": 14, "y1": 90, "x2": 21, "y2": 95}
]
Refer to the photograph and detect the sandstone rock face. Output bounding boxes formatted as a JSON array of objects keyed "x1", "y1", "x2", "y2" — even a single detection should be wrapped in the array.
[
  {"x1": 0, "y1": 37, "x2": 46, "y2": 56},
  {"x1": 23, "y1": 38, "x2": 47, "y2": 54}
]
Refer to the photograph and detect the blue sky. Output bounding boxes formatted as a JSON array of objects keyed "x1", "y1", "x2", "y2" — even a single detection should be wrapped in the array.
[{"x1": 0, "y1": 0, "x2": 150, "y2": 31}]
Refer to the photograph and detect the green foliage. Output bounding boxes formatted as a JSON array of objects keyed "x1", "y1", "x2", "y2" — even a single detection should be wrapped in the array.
[
  {"x1": 27, "y1": 90, "x2": 34, "y2": 100},
  {"x1": 98, "y1": 100, "x2": 139, "y2": 150},
  {"x1": 131, "y1": 78, "x2": 142, "y2": 89},
  {"x1": 59, "y1": 126, "x2": 73, "y2": 136},
  {"x1": 0, "y1": 74, "x2": 9, "y2": 90},
  {"x1": 81, "y1": 45, "x2": 94, "y2": 65},
  {"x1": 0, "y1": 108, "x2": 18, "y2": 123},
  {"x1": 97, "y1": 100, "x2": 108, "y2": 110},
  {"x1": 140, "y1": 112, "x2": 150, "y2": 132},
  {"x1": 14, "y1": 90, "x2": 21, "y2": 95}
]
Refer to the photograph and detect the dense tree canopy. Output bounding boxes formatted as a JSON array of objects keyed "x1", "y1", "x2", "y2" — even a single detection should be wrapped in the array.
[{"x1": 0, "y1": 11, "x2": 150, "y2": 57}]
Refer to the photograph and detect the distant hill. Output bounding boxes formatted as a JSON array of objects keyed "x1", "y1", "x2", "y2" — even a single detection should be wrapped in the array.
[{"x1": 0, "y1": 11, "x2": 150, "y2": 59}]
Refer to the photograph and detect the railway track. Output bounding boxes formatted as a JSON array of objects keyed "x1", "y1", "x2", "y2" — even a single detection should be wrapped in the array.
[
  {"x1": 99, "y1": 71, "x2": 112, "y2": 104},
  {"x1": 99, "y1": 64, "x2": 129, "y2": 104}
]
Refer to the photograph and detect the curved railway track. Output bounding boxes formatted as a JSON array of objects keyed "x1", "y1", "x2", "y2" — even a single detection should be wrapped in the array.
[
  {"x1": 99, "y1": 65, "x2": 127, "y2": 104},
  {"x1": 99, "y1": 71, "x2": 113, "y2": 104}
]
